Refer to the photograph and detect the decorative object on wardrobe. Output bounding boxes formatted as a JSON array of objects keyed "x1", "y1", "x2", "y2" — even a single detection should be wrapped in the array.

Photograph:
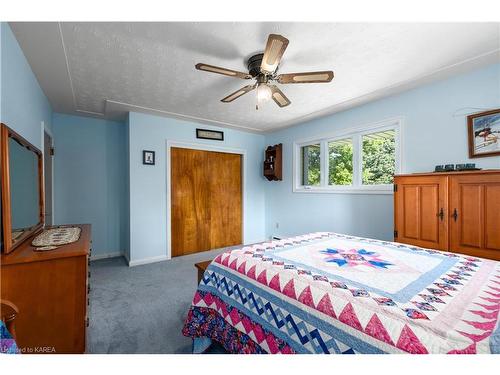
[
  {"x1": 434, "y1": 164, "x2": 480, "y2": 172},
  {"x1": 467, "y1": 108, "x2": 500, "y2": 158}
]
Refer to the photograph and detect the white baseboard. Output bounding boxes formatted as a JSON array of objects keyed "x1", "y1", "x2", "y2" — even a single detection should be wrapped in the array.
[
  {"x1": 127, "y1": 255, "x2": 169, "y2": 267},
  {"x1": 89, "y1": 252, "x2": 123, "y2": 261}
]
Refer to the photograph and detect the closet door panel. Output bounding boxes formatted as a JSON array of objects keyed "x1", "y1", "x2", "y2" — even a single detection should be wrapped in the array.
[
  {"x1": 208, "y1": 151, "x2": 242, "y2": 250},
  {"x1": 171, "y1": 147, "x2": 211, "y2": 256}
]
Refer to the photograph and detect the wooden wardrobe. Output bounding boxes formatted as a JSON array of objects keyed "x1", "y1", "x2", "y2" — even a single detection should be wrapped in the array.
[{"x1": 394, "y1": 170, "x2": 500, "y2": 260}]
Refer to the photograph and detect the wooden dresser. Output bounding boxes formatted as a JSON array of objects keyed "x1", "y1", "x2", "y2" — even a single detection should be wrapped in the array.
[
  {"x1": 0, "y1": 224, "x2": 91, "y2": 353},
  {"x1": 394, "y1": 170, "x2": 500, "y2": 260}
]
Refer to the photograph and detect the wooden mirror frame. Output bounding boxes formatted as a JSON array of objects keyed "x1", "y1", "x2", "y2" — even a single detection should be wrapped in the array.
[{"x1": 1, "y1": 123, "x2": 44, "y2": 254}]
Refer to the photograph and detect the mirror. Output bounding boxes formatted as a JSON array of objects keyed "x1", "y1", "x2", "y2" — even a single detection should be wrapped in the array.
[
  {"x1": 1, "y1": 123, "x2": 44, "y2": 253},
  {"x1": 9, "y1": 137, "x2": 41, "y2": 240}
]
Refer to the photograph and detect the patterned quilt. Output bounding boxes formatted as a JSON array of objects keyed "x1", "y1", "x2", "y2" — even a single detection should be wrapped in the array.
[
  {"x1": 182, "y1": 232, "x2": 500, "y2": 354},
  {"x1": 1, "y1": 320, "x2": 19, "y2": 354}
]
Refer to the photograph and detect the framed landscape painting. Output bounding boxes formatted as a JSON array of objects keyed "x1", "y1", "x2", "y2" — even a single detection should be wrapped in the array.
[{"x1": 467, "y1": 109, "x2": 500, "y2": 158}]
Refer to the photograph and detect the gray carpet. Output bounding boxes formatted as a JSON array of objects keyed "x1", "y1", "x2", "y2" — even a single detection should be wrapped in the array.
[{"x1": 88, "y1": 248, "x2": 231, "y2": 354}]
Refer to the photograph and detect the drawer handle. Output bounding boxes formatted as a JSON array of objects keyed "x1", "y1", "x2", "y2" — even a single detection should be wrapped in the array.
[
  {"x1": 437, "y1": 208, "x2": 444, "y2": 221},
  {"x1": 452, "y1": 208, "x2": 458, "y2": 222}
]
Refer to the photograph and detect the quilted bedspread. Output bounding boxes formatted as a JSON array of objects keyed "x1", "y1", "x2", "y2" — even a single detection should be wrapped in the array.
[{"x1": 182, "y1": 232, "x2": 500, "y2": 354}]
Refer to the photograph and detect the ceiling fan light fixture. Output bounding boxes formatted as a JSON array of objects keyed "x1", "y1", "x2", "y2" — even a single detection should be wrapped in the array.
[{"x1": 257, "y1": 83, "x2": 272, "y2": 102}]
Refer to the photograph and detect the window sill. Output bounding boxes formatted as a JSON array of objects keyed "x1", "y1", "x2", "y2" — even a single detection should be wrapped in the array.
[{"x1": 293, "y1": 185, "x2": 394, "y2": 195}]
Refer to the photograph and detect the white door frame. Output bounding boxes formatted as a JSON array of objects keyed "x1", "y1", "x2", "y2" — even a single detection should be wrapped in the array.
[
  {"x1": 166, "y1": 140, "x2": 247, "y2": 259},
  {"x1": 41, "y1": 121, "x2": 55, "y2": 225}
]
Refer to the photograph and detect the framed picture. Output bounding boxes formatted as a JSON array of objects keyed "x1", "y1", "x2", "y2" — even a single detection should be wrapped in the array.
[
  {"x1": 143, "y1": 150, "x2": 155, "y2": 165},
  {"x1": 467, "y1": 109, "x2": 500, "y2": 158},
  {"x1": 196, "y1": 128, "x2": 224, "y2": 141}
]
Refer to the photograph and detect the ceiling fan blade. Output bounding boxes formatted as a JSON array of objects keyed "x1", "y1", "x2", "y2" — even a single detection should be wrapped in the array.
[
  {"x1": 268, "y1": 85, "x2": 291, "y2": 108},
  {"x1": 277, "y1": 71, "x2": 334, "y2": 84},
  {"x1": 195, "y1": 63, "x2": 252, "y2": 79},
  {"x1": 221, "y1": 85, "x2": 256, "y2": 103},
  {"x1": 260, "y1": 34, "x2": 289, "y2": 75}
]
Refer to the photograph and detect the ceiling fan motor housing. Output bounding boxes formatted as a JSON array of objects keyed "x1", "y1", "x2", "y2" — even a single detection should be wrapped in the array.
[{"x1": 247, "y1": 53, "x2": 265, "y2": 77}]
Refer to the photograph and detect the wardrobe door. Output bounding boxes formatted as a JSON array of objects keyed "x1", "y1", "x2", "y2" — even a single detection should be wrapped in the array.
[
  {"x1": 394, "y1": 175, "x2": 448, "y2": 250},
  {"x1": 449, "y1": 173, "x2": 500, "y2": 260}
]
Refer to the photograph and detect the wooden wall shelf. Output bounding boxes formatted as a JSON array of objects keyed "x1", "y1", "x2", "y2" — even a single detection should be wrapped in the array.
[{"x1": 264, "y1": 144, "x2": 282, "y2": 181}]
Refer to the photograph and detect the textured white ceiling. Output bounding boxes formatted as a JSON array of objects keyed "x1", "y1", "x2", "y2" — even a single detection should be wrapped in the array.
[{"x1": 9, "y1": 22, "x2": 500, "y2": 132}]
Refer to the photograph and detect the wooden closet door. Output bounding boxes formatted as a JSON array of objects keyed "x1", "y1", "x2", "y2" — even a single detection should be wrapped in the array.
[
  {"x1": 171, "y1": 147, "x2": 242, "y2": 257},
  {"x1": 208, "y1": 151, "x2": 242, "y2": 250},
  {"x1": 394, "y1": 175, "x2": 448, "y2": 250},
  {"x1": 449, "y1": 173, "x2": 500, "y2": 260},
  {"x1": 171, "y1": 148, "x2": 210, "y2": 256}
]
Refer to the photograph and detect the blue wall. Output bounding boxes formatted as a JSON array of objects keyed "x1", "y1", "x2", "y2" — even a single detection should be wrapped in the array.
[
  {"x1": 0, "y1": 23, "x2": 52, "y2": 148},
  {"x1": 127, "y1": 112, "x2": 267, "y2": 264},
  {"x1": 52, "y1": 113, "x2": 127, "y2": 258},
  {"x1": 0, "y1": 22, "x2": 51, "y2": 251},
  {"x1": 264, "y1": 63, "x2": 500, "y2": 241}
]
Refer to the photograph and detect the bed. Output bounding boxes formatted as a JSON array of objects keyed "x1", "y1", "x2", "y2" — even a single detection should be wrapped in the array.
[{"x1": 182, "y1": 232, "x2": 500, "y2": 354}]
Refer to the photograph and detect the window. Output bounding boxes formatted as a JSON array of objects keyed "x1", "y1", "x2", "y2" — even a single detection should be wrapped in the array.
[
  {"x1": 328, "y1": 138, "x2": 353, "y2": 185},
  {"x1": 362, "y1": 129, "x2": 396, "y2": 185},
  {"x1": 301, "y1": 144, "x2": 321, "y2": 186},
  {"x1": 294, "y1": 119, "x2": 401, "y2": 193}
]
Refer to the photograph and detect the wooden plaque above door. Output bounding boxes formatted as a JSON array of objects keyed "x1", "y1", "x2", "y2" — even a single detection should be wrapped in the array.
[{"x1": 170, "y1": 147, "x2": 242, "y2": 257}]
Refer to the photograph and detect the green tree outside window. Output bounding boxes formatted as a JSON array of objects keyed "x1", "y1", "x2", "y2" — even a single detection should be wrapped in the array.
[{"x1": 362, "y1": 133, "x2": 395, "y2": 185}]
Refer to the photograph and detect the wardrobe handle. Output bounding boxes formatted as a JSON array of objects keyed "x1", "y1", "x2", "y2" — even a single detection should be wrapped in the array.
[
  {"x1": 438, "y1": 208, "x2": 444, "y2": 221},
  {"x1": 452, "y1": 208, "x2": 458, "y2": 222}
]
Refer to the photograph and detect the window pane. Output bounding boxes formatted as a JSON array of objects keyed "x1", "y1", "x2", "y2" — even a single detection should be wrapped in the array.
[
  {"x1": 328, "y1": 138, "x2": 353, "y2": 185},
  {"x1": 301, "y1": 144, "x2": 321, "y2": 186},
  {"x1": 362, "y1": 130, "x2": 396, "y2": 185}
]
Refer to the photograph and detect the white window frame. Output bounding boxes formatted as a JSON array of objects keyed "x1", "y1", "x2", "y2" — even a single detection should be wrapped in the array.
[{"x1": 293, "y1": 117, "x2": 403, "y2": 194}]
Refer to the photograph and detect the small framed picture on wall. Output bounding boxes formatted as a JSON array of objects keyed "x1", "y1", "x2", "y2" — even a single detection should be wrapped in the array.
[
  {"x1": 467, "y1": 109, "x2": 500, "y2": 158},
  {"x1": 143, "y1": 150, "x2": 155, "y2": 165}
]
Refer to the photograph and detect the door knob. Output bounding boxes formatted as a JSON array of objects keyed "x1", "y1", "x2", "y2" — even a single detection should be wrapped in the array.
[{"x1": 452, "y1": 208, "x2": 458, "y2": 222}]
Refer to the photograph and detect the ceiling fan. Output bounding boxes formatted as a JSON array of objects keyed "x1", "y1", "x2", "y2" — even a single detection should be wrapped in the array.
[{"x1": 195, "y1": 34, "x2": 334, "y2": 109}]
